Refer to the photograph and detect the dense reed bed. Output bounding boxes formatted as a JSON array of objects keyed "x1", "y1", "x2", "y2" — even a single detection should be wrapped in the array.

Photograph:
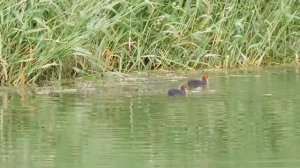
[{"x1": 0, "y1": 0, "x2": 299, "y2": 84}]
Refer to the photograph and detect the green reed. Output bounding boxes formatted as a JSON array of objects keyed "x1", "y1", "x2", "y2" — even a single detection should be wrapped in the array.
[{"x1": 0, "y1": 0, "x2": 299, "y2": 84}]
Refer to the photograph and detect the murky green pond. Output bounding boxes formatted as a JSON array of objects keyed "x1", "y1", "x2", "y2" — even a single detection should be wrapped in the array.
[{"x1": 1, "y1": 68, "x2": 300, "y2": 168}]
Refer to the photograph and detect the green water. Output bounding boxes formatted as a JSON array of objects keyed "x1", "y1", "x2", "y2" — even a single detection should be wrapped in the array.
[{"x1": 1, "y1": 68, "x2": 300, "y2": 168}]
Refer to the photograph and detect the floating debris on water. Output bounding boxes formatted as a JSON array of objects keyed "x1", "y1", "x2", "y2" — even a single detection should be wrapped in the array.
[{"x1": 262, "y1": 93, "x2": 273, "y2": 96}]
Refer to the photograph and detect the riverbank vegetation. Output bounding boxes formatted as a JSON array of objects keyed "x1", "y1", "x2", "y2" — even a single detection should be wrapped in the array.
[{"x1": 0, "y1": 0, "x2": 299, "y2": 84}]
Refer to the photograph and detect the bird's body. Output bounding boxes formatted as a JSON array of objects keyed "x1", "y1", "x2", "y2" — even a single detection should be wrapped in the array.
[
  {"x1": 188, "y1": 74, "x2": 209, "y2": 89},
  {"x1": 168, "y1": 84, "x2": 188, "y2": 97}
]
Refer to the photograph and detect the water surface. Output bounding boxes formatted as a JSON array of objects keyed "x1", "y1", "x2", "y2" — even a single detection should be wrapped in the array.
[{"x1": 0, "y1": 68, "x2": 300, "y2": 168}]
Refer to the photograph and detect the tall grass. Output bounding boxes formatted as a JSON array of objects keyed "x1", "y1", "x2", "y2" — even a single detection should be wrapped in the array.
[{"x1": 0, "y1": 0, "x2": 299, "y2": 84}]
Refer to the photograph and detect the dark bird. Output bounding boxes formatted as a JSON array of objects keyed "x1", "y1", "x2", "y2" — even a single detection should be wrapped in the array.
[
  {"x1": 188, "y1": 74, "x2": 209, "y2": 89},
  {"x1": 168, "y1": 84, "x2": 188, "y2": 97}
]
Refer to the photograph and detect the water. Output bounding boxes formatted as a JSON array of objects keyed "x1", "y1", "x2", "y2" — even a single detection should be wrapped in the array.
[{"x1": 1, "y1": 68, "x2": 300, "y2": 168}]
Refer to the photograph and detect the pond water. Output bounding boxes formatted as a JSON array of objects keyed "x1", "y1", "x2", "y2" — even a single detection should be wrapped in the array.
[{"x1": 0, "y1": 68, "x2": 300, "y2": 168}]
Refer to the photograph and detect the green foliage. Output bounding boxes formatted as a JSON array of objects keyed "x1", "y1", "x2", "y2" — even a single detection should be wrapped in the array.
[{"x1": 0, "y1": 0, "x2": 299, "y2": 84}]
